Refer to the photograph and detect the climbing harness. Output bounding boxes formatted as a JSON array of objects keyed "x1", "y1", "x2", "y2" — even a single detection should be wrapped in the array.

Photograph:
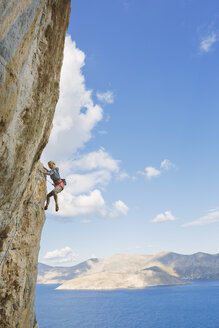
[
  {"x1": 46, "y1": 177, "x2": 67, "y2": 187},
  {"x1": 54, "y1": 179, "x2": 65, "y2": 189},
  {"x1": 61, "y1": 178, "x2": 67, "y2": 186},
  {"x1": 0, "y1": 173, "x2": 41, "y2": 267}
]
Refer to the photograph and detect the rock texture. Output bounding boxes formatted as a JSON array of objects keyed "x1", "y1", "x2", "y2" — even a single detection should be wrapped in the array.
[{"x1": 0, "y1": 1, "x2": 70, "y2": 327}]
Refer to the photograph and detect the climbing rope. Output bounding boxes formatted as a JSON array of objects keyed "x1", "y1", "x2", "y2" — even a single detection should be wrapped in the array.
[{"x1": 0, "y1": 172, "x2": 41, "y2": 267}]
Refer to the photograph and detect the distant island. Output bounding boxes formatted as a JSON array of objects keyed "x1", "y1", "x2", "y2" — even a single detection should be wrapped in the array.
[{"x1": 37, "y1": 252, "x2": 219, "y2": 290}]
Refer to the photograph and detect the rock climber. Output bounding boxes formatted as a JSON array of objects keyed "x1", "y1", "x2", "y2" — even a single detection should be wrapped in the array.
[{"x1": 41, "y1": 161, "x2": 65, "y2": 212}]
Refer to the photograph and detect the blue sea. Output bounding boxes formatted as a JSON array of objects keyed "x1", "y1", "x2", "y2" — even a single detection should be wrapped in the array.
[{"x1": 35, "y1": 281, "x2": 219, "y2": 328}]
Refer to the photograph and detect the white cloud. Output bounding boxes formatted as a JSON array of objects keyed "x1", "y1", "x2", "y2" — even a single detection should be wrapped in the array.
[
  {"x1": 63, "y1": 148, "x2": 120, "y2": 174},
  {"x1": 117, "y1": 172, "x2": 130, "y2": 181},
  {"x1": 110, "y1": 200, "x2": 129, "y2": 217},
  {"x1": 52, "y1": 189, "x2": 106, "y2": 217},
  {"x1": 200, "y1": 32, "x2": 217, "y2": 53},
  {"x1": 64, "y1": 170, "x2": 111, "y2": 195},
  {"x1": 44, "y1": 246, "x2": 78, "y2": 265},
  {"x1": 160, "y1": 159, "x2": 176, "y2": 170},
  {"x1": 96, "y1": 91, "x2": 114, "y2": 104},
  {"x1": 48, "y1": 148, "x2": 123, "y2": 217},
  {"x1": 138, "y1": 159, "x2": 176, "y2": 180},
  {"x1": 43, "y1": 35, "x2": 103, "y2": 161},
  {"x1": 152, "y1": 211, "x2": 177, "y2": 223},
  {"x1": 145, "y1": 166, "x2": 161, "y2": 179},
  {"x1": 49, "y1": 189, "x2": 129, "y2": 219},
  {"x1": 182, "y1": 210, "x2": 219, "y2": 227},
  {"x1": 47, "y1": 164, "x2": 130, "y2": 217},
  {"x1": 42, "y1": 36, "x2": 128, "y2": 220}
]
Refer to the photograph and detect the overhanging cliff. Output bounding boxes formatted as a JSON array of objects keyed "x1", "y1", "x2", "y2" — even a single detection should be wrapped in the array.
[{"x1": 0, "y1": 1, "x2": 71, "y2": 327}]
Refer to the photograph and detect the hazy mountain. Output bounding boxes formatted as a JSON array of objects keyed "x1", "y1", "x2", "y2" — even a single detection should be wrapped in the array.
[
  {"x1": 37, "y1": 252, "x2": 219, "y2": 290},
  {"x1": 156, "y1": 252, "x2": 219, "y2": 279},
  {"x1": 37, "y1": 258, "x2": 99, "y2": 284}
]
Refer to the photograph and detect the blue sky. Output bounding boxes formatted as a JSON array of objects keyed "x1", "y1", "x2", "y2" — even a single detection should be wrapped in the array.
[{"x1": 39, "y1": 0, "x2": 219, "y2": 266}]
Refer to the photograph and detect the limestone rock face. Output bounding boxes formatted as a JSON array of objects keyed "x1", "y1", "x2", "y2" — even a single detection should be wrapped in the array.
[{"x1": 0, "y1": 1, "x2": 70, "y2": 327}]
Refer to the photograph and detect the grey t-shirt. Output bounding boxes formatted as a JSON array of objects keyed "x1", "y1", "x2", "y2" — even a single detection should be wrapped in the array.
[{"x1": 46, "y1": 167, "x2": 60, "y2": 184}]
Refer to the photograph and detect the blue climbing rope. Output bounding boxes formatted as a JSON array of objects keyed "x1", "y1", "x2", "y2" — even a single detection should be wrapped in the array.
[{"x1": 0, "y1": 173, "x2": 41, "y2": 267}]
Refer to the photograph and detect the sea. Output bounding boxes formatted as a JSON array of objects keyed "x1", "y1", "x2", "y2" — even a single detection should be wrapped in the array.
[{"x1": 35, "y1": 280, "x2": 219, "y2": 328}]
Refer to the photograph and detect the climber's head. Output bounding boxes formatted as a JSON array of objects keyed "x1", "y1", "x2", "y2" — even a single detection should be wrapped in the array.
[{"x1": 48, "y1": 161, "x2": 56, "y2": 169}]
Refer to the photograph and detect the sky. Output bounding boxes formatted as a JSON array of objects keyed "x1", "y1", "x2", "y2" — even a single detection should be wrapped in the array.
[{"x1": 39, "y1": 0, "x2": 219, "y2": 266}]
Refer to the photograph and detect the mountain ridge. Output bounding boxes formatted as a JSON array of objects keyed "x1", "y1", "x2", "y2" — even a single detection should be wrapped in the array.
[{"x1": 38, "y1": 251, "x2": 219, "y2": 290}]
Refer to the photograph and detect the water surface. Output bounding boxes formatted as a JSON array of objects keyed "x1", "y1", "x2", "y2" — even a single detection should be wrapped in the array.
[{"x1": 35, "y1": 280, "x2": 219, "y2": 328}]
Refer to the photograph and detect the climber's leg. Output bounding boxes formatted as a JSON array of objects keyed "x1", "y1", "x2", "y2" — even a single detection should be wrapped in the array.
[
  {"x1": 53, "y1": 185, "x2": 63, "y2": 212},
  {"x1": 44, "y1": 190, "x2": 53, "y2": 210},
  {"x1": 53, "y1": 190, "x2": 59, "y2": 211}
]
